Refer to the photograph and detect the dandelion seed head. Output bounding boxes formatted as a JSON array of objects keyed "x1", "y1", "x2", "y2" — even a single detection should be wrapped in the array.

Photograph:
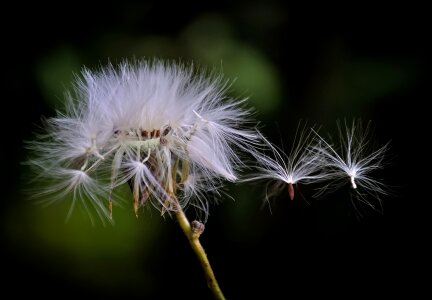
[{"x1": 27, "y1": 59, "x2": 262, "y2": 222}]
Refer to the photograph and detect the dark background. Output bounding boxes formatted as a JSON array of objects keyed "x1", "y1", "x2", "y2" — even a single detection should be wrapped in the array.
[{"x1": 2, "y1": 2, "x2": 428, "y2": 298}]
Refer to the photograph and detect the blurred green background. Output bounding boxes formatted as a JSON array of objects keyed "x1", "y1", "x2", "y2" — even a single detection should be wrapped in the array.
[{"x1": 1, "y1": 2, "x2": 428, "y2": 299}]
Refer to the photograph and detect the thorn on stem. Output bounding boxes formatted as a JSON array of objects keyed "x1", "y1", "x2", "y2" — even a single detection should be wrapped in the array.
[{"x1": 191, "y1": 220, "x2": 205, "y2": 239}]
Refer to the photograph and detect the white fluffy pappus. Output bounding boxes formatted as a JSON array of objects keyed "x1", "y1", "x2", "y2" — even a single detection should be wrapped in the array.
[
  {"x1": 27, "y1": 60, "x2": 263, "y2": 223},
  {"x1": 313, "y1": 119, "x2": 390, "y2": 210},
  {"x1": 244, "y1": 123, "x2": 329, "y2": 203}
]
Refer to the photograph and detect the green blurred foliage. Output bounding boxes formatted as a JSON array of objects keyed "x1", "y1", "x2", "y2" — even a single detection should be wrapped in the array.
[
  {"x1": 5, "y1": 183, "x2": 164, "y2": 292},
  {"x1": 36, "y1": 47, "x2": 84, "y2": 109},
  {"x1": 181, "y1": 15, "x2": 282, "y2": 115},
  {"x1": 310, "y1": 56, "x2": 415, "y2": 119}
]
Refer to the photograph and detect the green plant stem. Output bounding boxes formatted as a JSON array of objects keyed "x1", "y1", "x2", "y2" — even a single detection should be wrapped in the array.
[{"x1": 175, "y1": 208, "x2": 226, "y2": 300}]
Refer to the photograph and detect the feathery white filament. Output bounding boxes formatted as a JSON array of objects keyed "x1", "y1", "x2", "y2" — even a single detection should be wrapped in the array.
[
  {"x1": 245, "y1": 123, "x2": 328, "y2": 201},
  {"x1": 313, "y1": 119, "x2": 389, "y2": 208}
]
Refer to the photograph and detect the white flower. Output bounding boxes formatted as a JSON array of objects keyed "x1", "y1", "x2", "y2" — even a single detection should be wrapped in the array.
[
  {"x1": 313, "y1": 120, "x2": 389, "y2": 209},
  {"x1": 27, "y1": 60, "x2": 262, "y2": 222},
  {"x1": 245, "y1": 123, "x2": 328, "y2": 201}
]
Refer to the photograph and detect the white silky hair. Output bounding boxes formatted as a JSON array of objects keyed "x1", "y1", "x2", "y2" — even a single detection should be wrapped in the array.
[
  {"x1": 27, "y1": 60, "x2": 263, "y2": 222},
  {"x1": 244, "y1": 123, "x2": 329, "y2": 201},
  {"x1": 243, "y1": 120, "x2": 389, "y2": 209},
  {"x1": 313, "y1": 119, "x2": 389, "y2": 210}
]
